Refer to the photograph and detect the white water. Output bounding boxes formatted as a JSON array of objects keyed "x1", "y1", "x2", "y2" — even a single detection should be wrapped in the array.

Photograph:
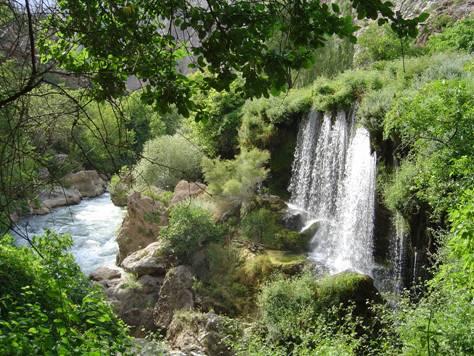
[
  {"x1": 392, "y1": 213, "x2": 408, "y2": 292},
  {"x1": 14, "y1": 193, "x2": 125, "y2": 274},
  {"x1": 289, "y1": 110, "x2": 376, "y2": 276}
]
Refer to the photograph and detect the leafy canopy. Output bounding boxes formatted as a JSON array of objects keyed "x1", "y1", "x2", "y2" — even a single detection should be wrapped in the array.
[{"x1": 41, "y1": 0, "x2": 428, "y2": 115}]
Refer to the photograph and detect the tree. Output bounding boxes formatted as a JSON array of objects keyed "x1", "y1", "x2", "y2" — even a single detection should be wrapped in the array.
[{"x1": 42, "y1": 0, "x2": 429, "y2": 115}]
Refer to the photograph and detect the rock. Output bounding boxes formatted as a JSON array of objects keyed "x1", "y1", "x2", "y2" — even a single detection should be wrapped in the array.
[
  {"x1": 167, "y1": 311, "x2": 236, "y2": 356},
  {"x1": 90, "y1": 266, "x2": 122, "y2": 281},
  {"x1": 316, "y1": 271, "x2": 382, "y2": 319},
  {"x1": 64, "y1": 170, "x2": 106, "y2": 198},
  {"x1": 154, "y1": 266, "x2": 194, "y2": 330},
  {"x1": 102, "y1": 273, "x2": 164, "y2": 337},
  {"x1": 116, "y1": 192, "x2": 168, "y2": 263},
  {"x1": 170, "y1": 180, "x2": 206, "y2": 206},
  {"x1": 121, "y1": 241, "x2": 171, "y2": 277},
  {"x1": 30, "y1": 186, "x2": 82, "y2": 214}
]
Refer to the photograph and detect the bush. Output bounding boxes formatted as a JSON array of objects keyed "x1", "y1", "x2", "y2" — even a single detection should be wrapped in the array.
[
  {"x1": 0, "y1": 232, "x2": 131, "y2": 354},
  {"x1": 109, "y1": 167, "x2": 134, "y2": 206},
  {"x1": 238, "y1": 87, "x2": 312, "y2": 149},
  {"x1": 185, "y1": 79, "x2": 245, "y2": 158},
  {"x1": 240, "y1": 208, "x2": 308, "y2": 251},
  {"x1": 355, "y1": 23, "x2": 423, "y2": 67},
  {"x1": 194, "y1": 243, "x2": 252, "y2": 316},
  {"x1": 427, "y1": 17, "x2": 474, "y2": 53},
  {"x1": 311, "y1": 69, "x2": 386, "y2": 111},
  {"x1": 202, "y1": 149, "x2": 270, "y2": 213},
  {"x1": 134, "y1": 135, "x2": 204, "y2": 191},
  {"x1": 384, "y1": 79, "x2": 474, "y2": 215},
  {"x1": 161, "y1": 203, "x2": 223, "y2": 263},
  {"x1": 246, "y1": 272, "x2": 368, "y2": 354}
]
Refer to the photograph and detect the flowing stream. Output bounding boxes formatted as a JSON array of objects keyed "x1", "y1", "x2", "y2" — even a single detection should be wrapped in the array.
[
  {"x1": 289, "y1": 110, "x2": 376, "y2": 276},
  {"x1": 14, "y1": 193, "x2": 124, "y2": 274}
]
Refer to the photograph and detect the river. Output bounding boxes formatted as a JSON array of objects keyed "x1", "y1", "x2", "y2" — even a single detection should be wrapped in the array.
[{"x1": 14, "y1": 193, "x2": 125, "y2": 274}]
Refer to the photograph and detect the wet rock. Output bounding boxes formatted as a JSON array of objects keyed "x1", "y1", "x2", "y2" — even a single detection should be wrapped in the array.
[
  {"x1": 116, "y1": 192, "x2": 168, "y2": 263},
  {"x1": 64, "y1": 170, "x2": 106, "y2": 198},
  {"x1": 90, "y1": 266, "x2": 122, "y2": 281},
  {"x1": 154, "y1": 266, "x2": 194, "y2": 330},
  {"x1": 170, "y1": 180, "x2": 206, "y2": 206},
  {"x1": 121, "y1": 241, "x2": 171, "y2": 277},
  {"x1": 30, "y1": 186, "x2": 82, "y2": 214}
]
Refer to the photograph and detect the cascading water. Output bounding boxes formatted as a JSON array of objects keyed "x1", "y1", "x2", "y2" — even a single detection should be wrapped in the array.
[
  {"x1": 391, "y1": 213, "x2": 408, "y2": 292},
  {"x1": 289, "y1": 110, "x2": 376, "y2": 276},
  {"x1": 13, "y1": 193, "x2": 124, "y2": 274}
]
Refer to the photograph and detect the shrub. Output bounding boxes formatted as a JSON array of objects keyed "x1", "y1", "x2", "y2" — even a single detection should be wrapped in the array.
[
  {"x1": 258, "y1": 273, "x2": 318, "y2": 342},
  {"x1": 427, "y1": 17, "x2": 474, "y2": 53},
  {"x1": 194, "y1": 243, "x2": 252, "y2": 316},
  {"x1": 355, "y1": 23, "x2": 423, "y2": 67},
  {"x1": 311, "y1": 69, "x2": 386, "y2": 111},
  {"x1": 240, "y1": 208, "x2": 308, "y2": 251},
  {"x1": 0, "y1": 232, "x2": 131, "y2": 354},
  {"x1": 185, "y1": 79, "x2": 245, "y2": 158},
  {"x1": 384, "y1": 79, "x2": 474, "y2": 214},
  {"x1": 161, "y1": 204, "x2": 223, "y2": 263},
  {"x1": 109, "y1": 167, "x2": 134, "y2": 206},
  {"x1": 202, "y1": 149, "x2": 270, "y2": 213},
  {"x1": 134, "y1": 135, "x2": 204, "y2": 191},
  {"x1": 238, "y1": 86, "x2": 312, "y2": 149}
]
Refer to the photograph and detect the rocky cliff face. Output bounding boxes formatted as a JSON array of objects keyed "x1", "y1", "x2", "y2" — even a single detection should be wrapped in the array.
[{"x1": 116, "y1": 192, "x2": 168, "y2": 264}]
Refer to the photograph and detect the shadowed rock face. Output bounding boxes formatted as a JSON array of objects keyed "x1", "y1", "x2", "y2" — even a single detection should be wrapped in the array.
[
  {"x1": 116, "y1": 191, "x2": 168, "y2": 264},
  {"x1": 154, "y1": 266, "x2": 195, "y2": 330},
  {"x1": 90, "y1": 266, "x2": 163, "y2": 337}
]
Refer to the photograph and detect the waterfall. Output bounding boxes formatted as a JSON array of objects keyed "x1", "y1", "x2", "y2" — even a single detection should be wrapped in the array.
[
  {"x1": 391, "y1": 213, "x2": 408, "y2": 292},
  {"x1": 289, "y1": 110, "x2": 376, "y2": 276}
]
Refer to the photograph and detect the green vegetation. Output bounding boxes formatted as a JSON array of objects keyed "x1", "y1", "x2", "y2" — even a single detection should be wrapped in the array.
[
  {"x1": 241, "y1": 208, "x2": 308, "y2": 251},
  {"x1": 161, "y1": 203, "x2": 223, "y2": 263},
  {"x1": 427, "y1": 16, "x2": 474, "y2": 53},
  {"x1": 0, "y1": 232, "x2": 131, "y2": 354},
  {"x1": 202, "y1": 148, "x2": 270, "y2": 213},
  {"x1": 356, "y1": 23, "x2": 424, "y2": 66},
  {"x1": 134, "y1": 135, "x2": 204, "y2": 191},
  {"x1": 1, "y1": 1, "x2": 473, "y2": 354}
]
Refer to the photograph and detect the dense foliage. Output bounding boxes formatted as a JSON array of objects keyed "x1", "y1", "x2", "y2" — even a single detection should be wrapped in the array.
[
  {"x1": 161, "y1": 203, "x2": 223, "y2": 263},
  {"x1": 1, "y1": 1, "x2": 472, "y2": 354},
  {"x1": 202, "y1": 148, "x2": 270, "y2": 213},
  {"x1": 0, "y1": 232, "x2": 131, "y2": 354},
  {"x1": 134, "y1": 135, "x2": 204, "y2": 191}
]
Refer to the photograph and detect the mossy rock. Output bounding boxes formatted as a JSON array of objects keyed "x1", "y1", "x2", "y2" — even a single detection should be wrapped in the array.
[
  {"x1": 243, "y1": 250, "x2": 307, "y2": 285},
  {"x1": 315, "y1": 272, "x2": 382, "y2": 319}
]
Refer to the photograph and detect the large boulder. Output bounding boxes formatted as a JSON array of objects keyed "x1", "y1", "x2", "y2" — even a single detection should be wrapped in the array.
[
  {"x1": 90, "y1": 266, "x2": 122, "y2": 282},
  {"x1": 116, "y1": 192, "x2": 168, "y2": 263},
  {"x1": 30, "y1": 186, "x2": 82, "y2": 214},
  {"x1": 315, "y1": 271, "x2": 382, "y2": 319},
  {"x1": 154, "y1": 266, "x2": 194, "y2": 330},
  {"x1": 121, "y1": 241, "x2": 172, "y2": 277},
  {"x1": 167, "y1": 311, "x2": 236, "y2": 356},
  {"x1": 91, "y1": 266, "x2": 163, "y2": 337},
  {"x1": 64, "y1": 170, "x2": 106, "y2": 198},
  {"x1": 170, "y1": 180, "x2": 206, "y2": 206}
]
